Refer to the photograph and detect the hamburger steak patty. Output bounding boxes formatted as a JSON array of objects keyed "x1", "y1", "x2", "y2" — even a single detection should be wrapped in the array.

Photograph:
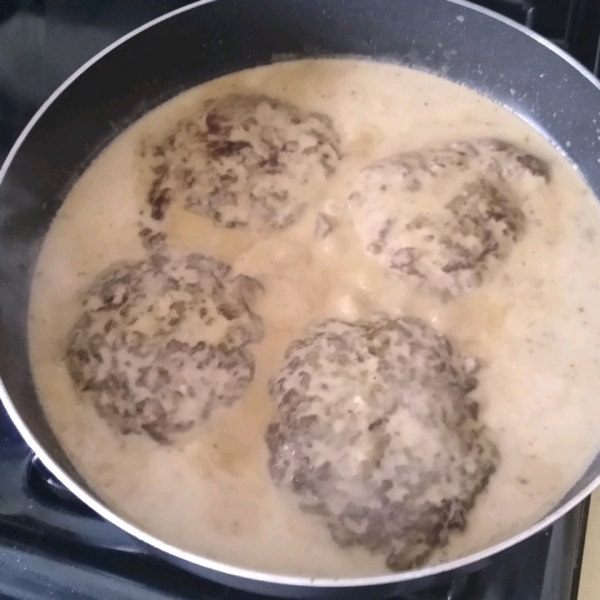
[
  {"x1": 65, "y1": 251, "x2": 264, "y2": 443},
  {"x1": 266, "y1": 315, "x2": 499, "y2": 570},
  {"x1": 348, "y1": 138, "x2": 549, "y2": 297},
  {"x1": 144, "y1": 93, "x2": 342, "y2": 229}
]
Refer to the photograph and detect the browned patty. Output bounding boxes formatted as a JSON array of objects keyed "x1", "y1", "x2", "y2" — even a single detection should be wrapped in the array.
[
  {"x1": 266, "y1": 315, "x2": 499, "y2": 570},
  {"x1": 348, "y1": 138, "x2": 549, "y2": 297},
  {"x1": 65, "y1": 251, "x2": 264, "y2": 443},
  {"x1": 143, "y1": 93, "x2": 342, "y2": 230}
]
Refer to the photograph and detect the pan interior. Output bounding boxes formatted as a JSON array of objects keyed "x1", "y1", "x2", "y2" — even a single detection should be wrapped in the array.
[{"x1": 26, "y1": 57, "x2": 600, "y2": 579}]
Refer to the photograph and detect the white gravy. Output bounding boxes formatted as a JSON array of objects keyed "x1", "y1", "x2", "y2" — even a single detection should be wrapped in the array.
[{"x1": 28, "y1": 58, "x2": 600, "y2": 577}]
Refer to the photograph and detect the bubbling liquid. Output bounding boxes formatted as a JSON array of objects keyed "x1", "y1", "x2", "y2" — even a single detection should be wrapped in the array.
[{"x1": 28, "y1": 58, "x2": 600, "y2": 577}]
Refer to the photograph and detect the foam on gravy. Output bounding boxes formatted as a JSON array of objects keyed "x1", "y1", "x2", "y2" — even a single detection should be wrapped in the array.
[{"x1": 28, "y1": 58, "x2": 600, "y2": 577}]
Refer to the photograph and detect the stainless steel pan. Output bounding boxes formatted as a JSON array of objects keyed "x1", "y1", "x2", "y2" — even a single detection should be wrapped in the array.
[{"x1": 1, "y1": 0, "x2": 600, "y2": 596}]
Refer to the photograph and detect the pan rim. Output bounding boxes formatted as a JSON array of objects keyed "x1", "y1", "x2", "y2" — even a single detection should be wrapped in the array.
[{"x1": 1, "y1": 0, "x2": 600, "y2": 588}]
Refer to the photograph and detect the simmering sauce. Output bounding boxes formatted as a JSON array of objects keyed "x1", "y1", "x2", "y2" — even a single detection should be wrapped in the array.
[{"x1": 28, "y1": 59, "x2": 600, "y2": 577}]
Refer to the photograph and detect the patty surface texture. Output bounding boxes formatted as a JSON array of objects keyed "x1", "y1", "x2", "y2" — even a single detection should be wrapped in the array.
[
  {"x1": 348, "y1": 138, "x2": 549, "y2": 297},
  {"x1": 66, "y1": 251, "x2": 264, "y2": 443},
  {"x1": 144, "y1": 93, "x2": 342, "y2": 230},
  {"x1": 266, "y1": 315, "x2": 499, "y2": 569}
]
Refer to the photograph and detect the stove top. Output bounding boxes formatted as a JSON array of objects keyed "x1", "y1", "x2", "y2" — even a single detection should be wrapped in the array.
[{"x1": 0, "y1": 1, "x2": 597, "y2": 599}]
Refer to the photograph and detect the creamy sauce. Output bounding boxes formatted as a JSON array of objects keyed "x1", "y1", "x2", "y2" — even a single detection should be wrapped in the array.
[{"x1": 28, "y1": 58, "x2": 600, "y2": 577}]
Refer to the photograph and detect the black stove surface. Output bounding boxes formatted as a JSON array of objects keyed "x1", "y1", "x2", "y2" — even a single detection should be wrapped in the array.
[{"x1": 0, "y1": 1, "x2": 597, "y2": 599}]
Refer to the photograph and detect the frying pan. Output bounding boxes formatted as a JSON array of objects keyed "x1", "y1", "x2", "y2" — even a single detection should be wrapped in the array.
[{"x1": 1, "y1": 0, "x2": 600, "y2": 597}]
